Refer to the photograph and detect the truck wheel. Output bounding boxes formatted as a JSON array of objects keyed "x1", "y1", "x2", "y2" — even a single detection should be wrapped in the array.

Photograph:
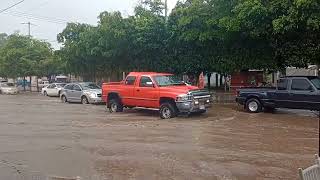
[
  {"x1": 246, "y1": 98, "x2": 262, "y2": 113},
  {"x1": 108, "y1": 99, "x2": 123, "y2": 113},
  {"x1": 160, "y1": 102, "x2": 177, "y2": 119}
]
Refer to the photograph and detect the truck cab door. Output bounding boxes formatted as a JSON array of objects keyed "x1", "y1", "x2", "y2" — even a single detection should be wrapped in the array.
[
  {"x1": 289, "y1": 78, "x2": 317, "y2": 110},
  {"x1": 134, "y1": 76, "x2": 159, "y2": 108}
]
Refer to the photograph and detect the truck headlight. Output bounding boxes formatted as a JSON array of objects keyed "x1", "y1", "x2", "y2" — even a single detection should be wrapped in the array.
[{"x1": 176, "y1": 94, "x2": 192, "y2": 102}]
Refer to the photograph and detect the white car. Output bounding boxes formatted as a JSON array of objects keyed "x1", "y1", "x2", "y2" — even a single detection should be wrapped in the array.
[
  {"x1": 0, "y1": 82, "x2": 19, "y2": 94},
  {"x1": 39, "y1": 80, "x2": 50, "y2": 89},
  {"x1": 41, "y1": 83, "x2": 66, "y2": 97}
]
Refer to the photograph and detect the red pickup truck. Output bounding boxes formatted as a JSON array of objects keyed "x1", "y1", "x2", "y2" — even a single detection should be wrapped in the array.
[{"x1": 102, "y1": 72, "x2": 212, "y2": 119}]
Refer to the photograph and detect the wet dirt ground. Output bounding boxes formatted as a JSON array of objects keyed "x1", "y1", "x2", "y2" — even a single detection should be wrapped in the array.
[{"x1": 0, "y1": 93, "x2": 318, "y2": 180}]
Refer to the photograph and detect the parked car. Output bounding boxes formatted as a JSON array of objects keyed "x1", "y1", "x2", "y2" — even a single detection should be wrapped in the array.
[
  {"x1": 236, "y1": 76, "x2": 320, "y2": 113},
  {"x1": 60, "y1": 82, "x2": 102, "y2": 104},
  {"x1": 0, "y1": 82, "x2": 19, "y2": 94},
  {"x1": 102, "y1": 72, "x2": 212, "y2": 119},
  {"x1": 38, "y1": 80, "x2": 50, "y2": 89},
  {"x1": 41, "y1": 83, "x2": 66, "y2": 97}
]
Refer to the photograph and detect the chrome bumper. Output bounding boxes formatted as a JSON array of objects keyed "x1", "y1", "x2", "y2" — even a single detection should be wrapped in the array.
[{"x1": 176, "y1": 97, "x2": 212, "y2": 113}]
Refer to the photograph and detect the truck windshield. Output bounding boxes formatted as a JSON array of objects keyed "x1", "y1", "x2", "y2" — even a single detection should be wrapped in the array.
[
  {"x1": 310, "y1": 78, "x2": 320, "y2": 90},
  {"x1": 154, "y1": 75, "x2": 185, "y2": 87},
  {"x1": 80, "y1": 83, "x2": 100, "y2": 90}
]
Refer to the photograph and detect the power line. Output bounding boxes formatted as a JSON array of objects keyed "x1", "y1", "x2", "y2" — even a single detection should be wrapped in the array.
[
  {"x1": 0, "y1": 0, "x2": 25, "y2": 14},
  {"x1": 27, "y1": 0, "x2": 50, "y2": 11},
  {"x1": 3, "y1": 11, "x2": 69, "y2": 24}
]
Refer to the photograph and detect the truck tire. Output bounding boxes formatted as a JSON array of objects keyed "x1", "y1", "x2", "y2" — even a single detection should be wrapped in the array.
[
  {"x1": 159, "y1": 102, "x2": 177, "y2": 119},
  {"x1": 246, "y1": 98, "x2": 262, "y2": 113},
  {"x1": 108, "y1": 99, "x2": 123, "y2": 113}
]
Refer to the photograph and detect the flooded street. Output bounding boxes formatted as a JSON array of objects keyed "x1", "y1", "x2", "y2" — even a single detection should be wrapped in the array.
[{"x1": 0, "y1": 94, "x2": 318, "y2": 180}]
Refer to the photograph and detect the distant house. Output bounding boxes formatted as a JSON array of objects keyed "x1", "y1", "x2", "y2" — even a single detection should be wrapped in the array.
[{"x1": 286, "y1": 65, "x2": 318, "y2": 76}]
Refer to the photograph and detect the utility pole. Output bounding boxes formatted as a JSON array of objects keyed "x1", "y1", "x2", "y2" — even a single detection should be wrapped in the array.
[
  {"x1": 164, "y1": 0, "x2": 168, "y2": 19},
  {"x1": 21, "y1": 22, "x2": 36, "y2": 38},
  {"x1": 21, "y1": 22, "x2": 37, "y2": 91}
]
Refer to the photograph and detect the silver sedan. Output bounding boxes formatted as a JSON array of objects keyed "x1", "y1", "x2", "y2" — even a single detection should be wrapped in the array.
[{"x1": 60, "y1": 82, "x2": 102, "y2": 104}]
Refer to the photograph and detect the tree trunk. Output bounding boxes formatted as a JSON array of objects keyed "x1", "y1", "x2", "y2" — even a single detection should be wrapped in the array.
[
  {"x1": 224, "y1": 75, "x2": 227, "y2": 92},
  {"x1": 215, "y1": 73, "x2": 218, "y2": 88},
  {"x1": 29, "y1": 76, "x2": 32, "y2": 92},
  {"x1": 207, "y1": 73, "x2": 211, "y2": 90},
  {"x1": 23, "y1": 77, "x2": 26, "y2": 91},
  {"x1": 36, "y1": 76, "x2": 39, "y2": 92}
]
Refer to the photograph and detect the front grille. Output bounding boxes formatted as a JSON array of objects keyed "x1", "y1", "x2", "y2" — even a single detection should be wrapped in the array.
[
  {"x1": 97, "y1": 94, "x2": 102, "y2": 97},
  {"x1": 190, "y1": 90, "x2": 211, "y2": 98},
  {"x1": 189, "y1": 90, "x2": 212, "y2": 104}
]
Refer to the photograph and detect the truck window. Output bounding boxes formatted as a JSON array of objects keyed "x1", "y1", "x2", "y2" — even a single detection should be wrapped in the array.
[
  {"x1": 291, "y1": 79, "x2": 313, "y2": 91},
  {"x1": 125, "y1": 76, "x2": 136, "y2": 85},
  {"x1": 277, "y1": 79, "x2": 288, "y2": 90},
  {"x1": 140, "y1": 76, "x2": 153, "y2": 87}
]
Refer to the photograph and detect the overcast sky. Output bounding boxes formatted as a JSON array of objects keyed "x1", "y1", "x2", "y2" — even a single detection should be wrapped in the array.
[{"x1": 0, "y1": 0, "x2": 178, "y2": 49}]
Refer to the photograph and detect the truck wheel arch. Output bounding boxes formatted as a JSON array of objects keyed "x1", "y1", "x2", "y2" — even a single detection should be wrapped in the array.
[
  {"x1": 107, "y1": 92, "x2": 122, "y2": 105},
  {"x1": 245, "y1": 95, "x2": 261, "y2": 105},
  {"x1": 159, "y1": 97, "x2": 178, "y2": 119},
  {"x1": 159, "y1": 97, "x2": 176, "y2": 106}
]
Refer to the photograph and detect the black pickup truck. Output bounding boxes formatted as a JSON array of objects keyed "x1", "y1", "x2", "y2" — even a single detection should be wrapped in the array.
[{"x1": 236, "y1": 76, "x2": 320, "y2": 113}]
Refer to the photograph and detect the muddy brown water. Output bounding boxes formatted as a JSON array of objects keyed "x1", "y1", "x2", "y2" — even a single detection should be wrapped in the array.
[{"x1": 0, "y1": 93, "x2": 318, "y2": 180}]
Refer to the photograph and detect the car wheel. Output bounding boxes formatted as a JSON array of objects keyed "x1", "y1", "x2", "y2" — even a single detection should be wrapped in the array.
[
  {"x1": 246, "y1": 98, "x2": 262, "y2": 113},
  {"x1": 81, "y1": 96, "x2": 89, "y2": 104},
  {"x1": 61, "y1": 95, "x2": 68, "y2": 103},
  {"x1": 159, "y1": 102, "x2": 177, "y2": 119},
  {"x1": 108, "y1": 99, "x2": 123, "y2": 113},
  {"x1": 44, "y1": 91, "x2": 47, "y2": 96}
]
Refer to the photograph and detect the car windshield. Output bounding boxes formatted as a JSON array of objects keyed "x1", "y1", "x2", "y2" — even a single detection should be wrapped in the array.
[
  {"x1": 80, "y1": 83, "x2": 100, "y2": 90},
  {"x1": 154, "y1": 75, "x2": 185, "y2": 87},
  {"x1": 2, "y1": 83, "x2": 14, "y2": 87},
  {"x1": 310, "y1": 77, "x2": 320, "y2": 90}
]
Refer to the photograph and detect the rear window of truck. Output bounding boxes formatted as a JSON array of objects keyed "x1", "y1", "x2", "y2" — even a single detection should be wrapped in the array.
[
  {"x1": 125, "y1": 76, "x2": 136, "y2": 85},
  {"x1": 277, "y1": 79, "x2": 288, "y2": 90}
]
